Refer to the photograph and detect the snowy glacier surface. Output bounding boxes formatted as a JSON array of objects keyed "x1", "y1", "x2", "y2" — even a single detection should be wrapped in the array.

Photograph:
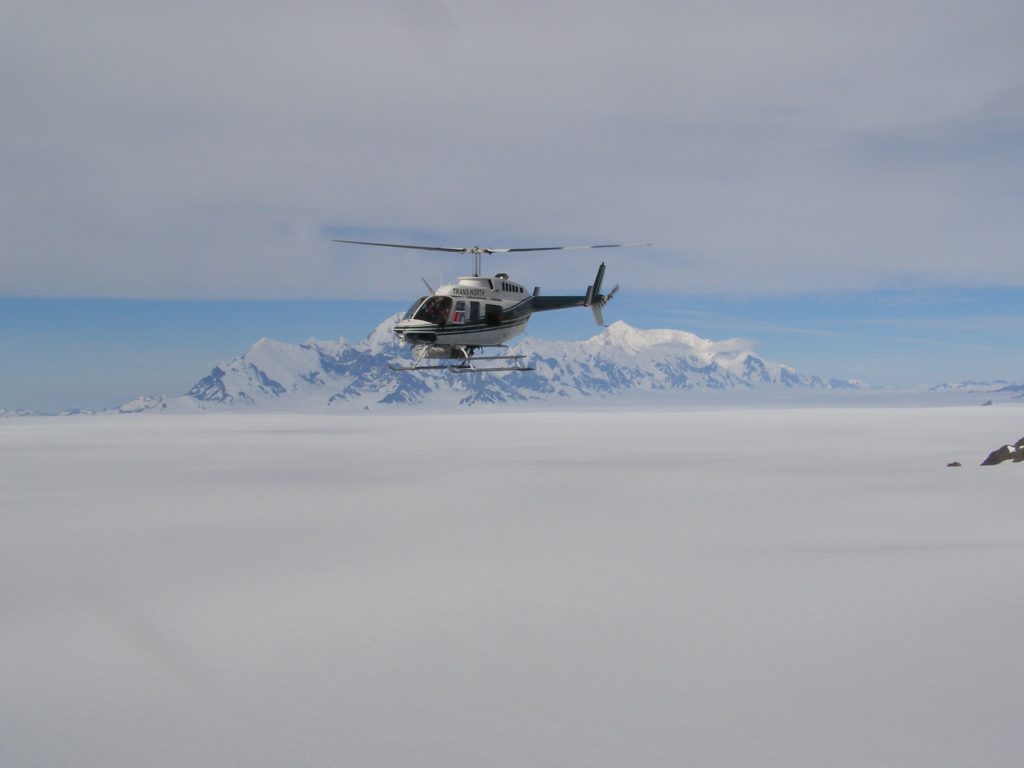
[{"x1": 2, "y1": 407, "x2": 1023, "y2": 767}]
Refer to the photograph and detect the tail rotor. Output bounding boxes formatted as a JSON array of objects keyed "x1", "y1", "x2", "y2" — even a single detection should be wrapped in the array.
[{"x1": 585, "y1": 262, "x2": 619, "y2": 326}]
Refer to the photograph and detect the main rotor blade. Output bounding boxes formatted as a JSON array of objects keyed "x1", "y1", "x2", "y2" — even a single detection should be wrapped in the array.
[
  {"x1": 335, "y1": 239, "x2": 652, "y2": 254},
  {"x1": 491, "y1": 243, "x2": 652, "y2": 253},
  {"x1": 333, "y1": 239, "x2": 470, "y2": 253}
]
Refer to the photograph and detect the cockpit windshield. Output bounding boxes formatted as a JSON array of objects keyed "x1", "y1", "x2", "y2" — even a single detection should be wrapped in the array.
[
  {"x1": 412, "y1": 296, "x2": 453, "y2": 324},
  {"x1": 403, "y1": 296, "x2": 429, "y2": 320}
]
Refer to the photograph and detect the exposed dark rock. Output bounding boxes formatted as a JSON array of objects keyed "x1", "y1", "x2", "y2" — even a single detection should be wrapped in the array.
[
  {"x1": 188, "y1": 366, "x2": 230, "y2": 402},
  {"x1": 947, "y1": 461, "x2": 962, "y2": 467},
  {"x1": 981, "y1": 440, "x2": 1024, "y2": 465}
]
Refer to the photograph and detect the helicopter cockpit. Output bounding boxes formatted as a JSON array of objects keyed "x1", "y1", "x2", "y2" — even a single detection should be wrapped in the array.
[
  {"x1": 402, "y1": 297, "x2": 428, "y2": 320},
  {"x1": 405, "y1": 295, "x2": 453, "y2": 325}
]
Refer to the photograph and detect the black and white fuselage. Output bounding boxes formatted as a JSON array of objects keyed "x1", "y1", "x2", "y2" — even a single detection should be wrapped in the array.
[{"x1": 394, "y1": 274, "x2": 534, "y2": 349}]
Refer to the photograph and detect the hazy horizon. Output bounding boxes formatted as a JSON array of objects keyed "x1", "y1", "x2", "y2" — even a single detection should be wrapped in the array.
[{"x1": 4, "y1": 287, "x2": 1023, "y2": 412}]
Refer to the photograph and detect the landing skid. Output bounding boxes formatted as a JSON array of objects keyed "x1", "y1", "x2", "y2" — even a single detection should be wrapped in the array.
[
  {"x1": 388, "y1": 356, "x2": 534, "y2": 373},
  {"x1": 389, "y1": 347, "x2": 533, "y2": 373}
]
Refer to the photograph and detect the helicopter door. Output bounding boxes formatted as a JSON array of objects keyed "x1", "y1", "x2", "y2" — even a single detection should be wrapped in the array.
[
  {"x1": 485, "y1": 304, "x2": 502, "y2": 327},
  {"x1": 469, "y1": 301, "x2": 480, "y2": 323},
  {"x1": 452, "y1": 300, "x2": 467, "y2": 324}
]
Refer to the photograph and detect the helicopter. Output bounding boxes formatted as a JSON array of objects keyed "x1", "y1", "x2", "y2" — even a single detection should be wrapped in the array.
[{"x1": 333, "y1": 239, "x2": 649, "y2": 372}]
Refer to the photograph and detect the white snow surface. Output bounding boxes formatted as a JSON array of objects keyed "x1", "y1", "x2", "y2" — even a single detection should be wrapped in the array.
[{"x1": 3, "y1": 406, "x2": 1024, "y2": 767}]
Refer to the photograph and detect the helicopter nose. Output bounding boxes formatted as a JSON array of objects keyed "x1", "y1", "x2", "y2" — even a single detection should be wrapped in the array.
[{"x1": 393, "y1": 323, "x2": 436, "y2": 345}]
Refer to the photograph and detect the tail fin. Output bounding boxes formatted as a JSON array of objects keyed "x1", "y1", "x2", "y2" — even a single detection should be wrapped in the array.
[{"x1": 586, "y1": 263, "x2": 617, "y2": 326}]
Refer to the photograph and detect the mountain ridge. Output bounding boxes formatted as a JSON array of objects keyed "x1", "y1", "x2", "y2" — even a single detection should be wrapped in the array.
[{"x1": 113, "y1": 316, "x2": 867, "y2": 412}]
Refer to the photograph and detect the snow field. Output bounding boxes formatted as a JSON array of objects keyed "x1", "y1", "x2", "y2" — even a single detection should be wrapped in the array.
[{"x1": 2, "y1": 407, "x2": 1023, "y2": 767}]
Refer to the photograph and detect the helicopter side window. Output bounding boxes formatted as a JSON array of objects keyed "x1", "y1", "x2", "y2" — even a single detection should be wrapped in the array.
[
  {"x1": 412, "y1": 296, "x2": 453, "y2": 325},
  {"x1": 485, "y1": 304, "x2": 502, "y2": 326},
  {"x1": 452, "y1": 300, "x2": 466, "y2": 324},
  {"x1": 403, "y1": 296, "x2": 429, "y2": 320}
]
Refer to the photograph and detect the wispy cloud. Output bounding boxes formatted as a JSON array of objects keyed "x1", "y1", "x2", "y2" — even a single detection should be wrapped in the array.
[{"x1": 2, "y1": 1, "x2": 1024, "y2": 299}]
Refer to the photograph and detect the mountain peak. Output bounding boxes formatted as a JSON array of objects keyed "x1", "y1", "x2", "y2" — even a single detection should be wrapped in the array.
[
  {"x1": 360, "y1": 313, "x2": 402, "y2": 354},
  {"x1": 593, "y1": 321, "x2": 748, "y2": 355},
  {"x1": 595, "y1": 320, "x2": 693, "y2": 347},
  {"x1": 248, "y1": 337, "x2": 288, "y2": 354}
]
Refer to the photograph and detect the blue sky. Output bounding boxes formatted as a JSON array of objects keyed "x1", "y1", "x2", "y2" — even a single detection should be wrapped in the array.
[
  {"x1": 4, "y1": 286, "x2": 1022, "y2": 411},
  {"x1": 3, "y1": 2, "x2": 1023, "y2": 410}
]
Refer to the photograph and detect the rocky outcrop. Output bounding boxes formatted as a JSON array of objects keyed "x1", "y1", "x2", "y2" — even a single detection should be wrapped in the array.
[{"x1": 981, "y1": 437, "x2": 1024, "y2": 466}]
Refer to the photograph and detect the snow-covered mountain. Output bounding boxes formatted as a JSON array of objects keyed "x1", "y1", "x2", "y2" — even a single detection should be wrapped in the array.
[
  {"x1": 930, "y1": 380, "x2": 1024, "y2": 397},
  {"x1": 514, "y1": 322, "x2": 866, "y2": 395},
  {"x1": 1, "y1": 407, "x2": 98, "y2": 417},
  {"x1": 121, "y1": 316, "x2": 864, "y2": 412},
  {"x1": 0, "y1": 408, "x2": 44, "y2": 418}
]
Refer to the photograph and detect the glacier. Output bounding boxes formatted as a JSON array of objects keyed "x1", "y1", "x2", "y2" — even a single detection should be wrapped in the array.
[{"x1": 3, "y1": 407, "x2": 1024, "y2": 766}]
